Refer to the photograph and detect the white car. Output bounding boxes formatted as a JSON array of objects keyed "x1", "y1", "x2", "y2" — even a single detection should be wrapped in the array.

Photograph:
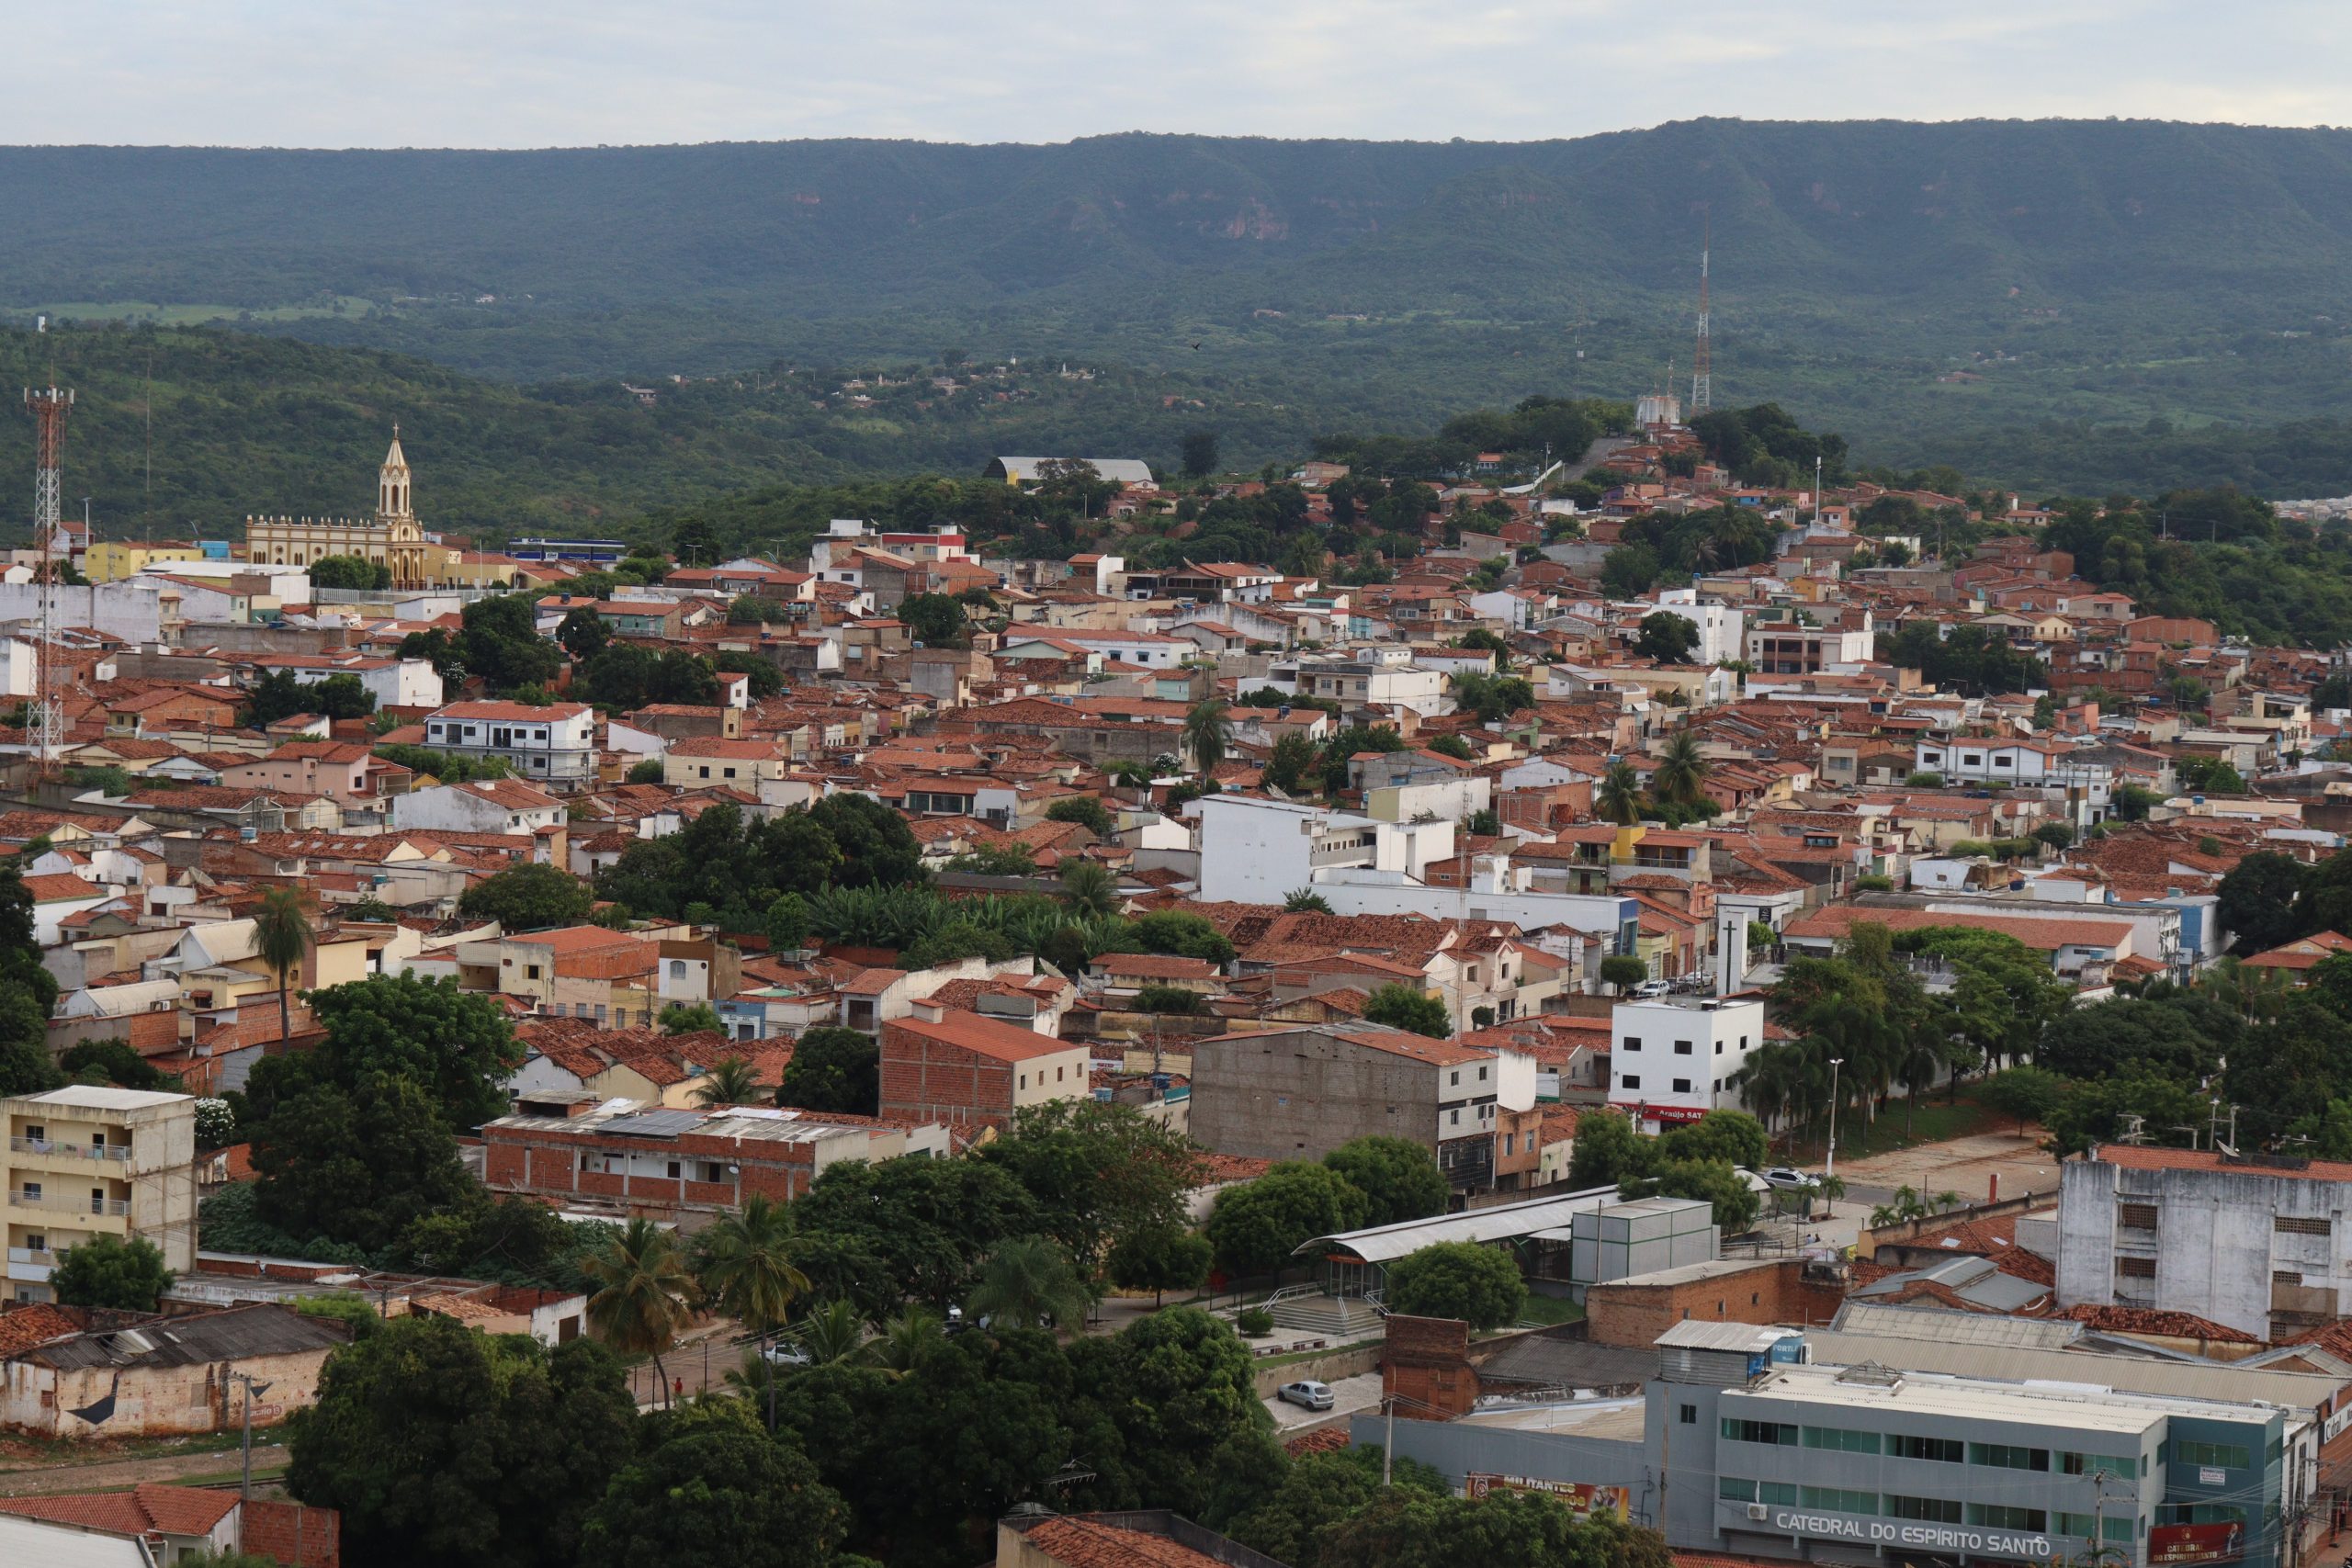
[
  {"x1": 1277, "y1": 1380, "x2": 1335, "y2": 1411},
  {"x1": 1631, "y1": 979, "x2": 1673, "y2": 998},
  {"x1": 1757, "y1": 1167, "x2": 1815, "y2": 1190}
]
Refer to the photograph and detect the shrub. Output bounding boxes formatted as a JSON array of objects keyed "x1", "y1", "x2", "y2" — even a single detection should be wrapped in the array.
[{"x1": 1235, "y1": 1307, "x2": 1274, "y2": 1336}]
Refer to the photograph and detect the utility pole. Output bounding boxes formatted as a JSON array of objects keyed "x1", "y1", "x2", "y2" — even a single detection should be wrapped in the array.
[
  {"x1": 1826, "y1": 1057, "x2": 1844, "y2": 1177},
  {"x1": 227, "y1": 1371, "x2": 274, "y2": 1499}
]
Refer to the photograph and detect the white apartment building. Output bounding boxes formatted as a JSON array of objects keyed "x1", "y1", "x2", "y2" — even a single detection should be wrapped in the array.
[
  {"x1": 424, "y1": 701, "x2": 597, "y2": 788},
  {"x1": 1652, "y1": 589, "x2": 1748, "y2": 666},
  {"x1": 1608, "y1": 996, "x2": 1769, "y2": 1133}
]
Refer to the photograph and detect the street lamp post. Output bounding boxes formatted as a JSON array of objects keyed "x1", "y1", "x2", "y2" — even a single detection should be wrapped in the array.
[
  {"x1": 1826, "y1": 1057, "x2": 1845, "y2": 1179},
  {"x1": 227, "y1": 1371, "x2": 274, "y2": 1500}
]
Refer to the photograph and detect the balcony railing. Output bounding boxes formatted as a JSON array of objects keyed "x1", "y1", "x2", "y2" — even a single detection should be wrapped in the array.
[
  {"x1": 10, "y1": 1136, "x2": 130, "y2": 1161},
  {"x1": 9, "y1": 1190, "x2": 130, "y2": 1216}
]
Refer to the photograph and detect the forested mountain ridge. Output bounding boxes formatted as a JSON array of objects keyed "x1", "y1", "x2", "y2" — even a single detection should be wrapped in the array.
[{"x1": 6, "y1": 120, "x2": 2352, "y2": 498}]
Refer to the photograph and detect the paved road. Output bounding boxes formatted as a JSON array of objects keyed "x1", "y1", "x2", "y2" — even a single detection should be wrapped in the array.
[{"x1": 0, "y1": 1442, "x2": 286, "y2": 1496}]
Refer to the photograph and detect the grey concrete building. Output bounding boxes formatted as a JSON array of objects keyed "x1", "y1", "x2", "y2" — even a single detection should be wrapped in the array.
[
  {"x1": 2057, "y1": 1145, "x2": 2352, "y2": 1344},
  {"x1": 1185, "y1": 1022, "x2": 1542, "y2": 1190},
  {"x1": 1361, "y1": 1317, "x2": 2324, "y2": 1568}
]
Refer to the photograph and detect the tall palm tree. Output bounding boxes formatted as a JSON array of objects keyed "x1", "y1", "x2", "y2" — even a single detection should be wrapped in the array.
[
  {"x1": 1651, "y1": 733, "x2": 1710, "y2": 808},
  {"x1": 692, "y1": 1055, "x2": 770, "y2": 1108},
  {"x1": 583, "y1": 1217, "x2": 699, "y2": 1409},
  {"x1": 1182, "y1": 699, "x2": 1232, "y2": 778},
  {"x1": 694, "y1": 1196, "x2": 806, "y2": 1335},
  {"x1": 1595, "y1": 761, "x2": 1646, "y2": 828},
  {"x1": 1058, "y1": 859, "x2": 1118, "y2": 919},
  {"x1": 695, "y1": 1195, "x2": 808, "y2": 1426},
  {"x1": 965, "y1": 1237, "x2": 1094, "y2": 1333},
  {"x1": 253, "y1": 887, "x2": 312, "y2": 1045}
]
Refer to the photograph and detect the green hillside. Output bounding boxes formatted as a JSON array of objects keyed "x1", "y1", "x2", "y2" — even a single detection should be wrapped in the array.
[{"x1": 6, "y1": 120, "x2": 2352, "y2": 498}]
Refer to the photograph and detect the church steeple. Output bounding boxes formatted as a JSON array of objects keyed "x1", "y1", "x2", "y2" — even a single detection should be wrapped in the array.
[{"x1": 379, "y1": 423, "x2": 412, "y2": 520}]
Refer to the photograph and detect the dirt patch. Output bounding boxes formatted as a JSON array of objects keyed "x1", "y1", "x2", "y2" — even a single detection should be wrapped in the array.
[
  {"x1": 0, "y1": 1443, "x2": 288, "y2": 1496},
  {"x1": 1837, "y1": 1128, "x2": 2062, "y2": 1208}
]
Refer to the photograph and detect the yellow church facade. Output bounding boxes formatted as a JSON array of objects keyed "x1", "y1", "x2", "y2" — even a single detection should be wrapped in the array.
[{"x1": 245, "y1": 433, "x2": 432, "y2": 590}]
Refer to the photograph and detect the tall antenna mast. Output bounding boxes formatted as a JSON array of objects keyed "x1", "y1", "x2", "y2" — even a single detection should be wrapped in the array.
[
  {"x1": 1690, "y1": 216, "x2": 1712, "y2": 414},
  {"x1": 24, "y1": 383, "x2": 74, "y2": 778}
]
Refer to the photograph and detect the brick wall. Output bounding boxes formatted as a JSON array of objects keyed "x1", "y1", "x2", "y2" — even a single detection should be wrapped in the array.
[
  {"x1": 1382, "y1": 1314, "x2": 1476, "y2": 1419},
  {"x1": 242, "y1": 1498, "x2": 339, "y2": 1568},
  {"x1": 1584, "y1": 1258, "x2": 1848, "y2": 1348},
  {"x1": 878, "y1": 1025, "x2": 1016, "y2": 1130}
]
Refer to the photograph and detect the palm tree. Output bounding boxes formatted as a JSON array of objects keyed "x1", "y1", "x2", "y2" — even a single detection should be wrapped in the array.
[
  {"x1": 789, "y1": 1297, "x2": 872, "y2": 1365},
  {"x1": 1651, "y1": 732, "x2": 1710, "y2": 808},
  {"x1": 583, "y1": 1217, "x2": 699, "y2": 1409},
  {"x1": 1595, "y1": 761, "x2": 1645, "y2": 826},
  {"x1": 965, "y1": 1237, "x2": 1094, "y2": 1334},
  {"x1": 693, "y1": 1194, "x2": 807, "y2": 1422},
  {"x1": 1283, "y1": 888, "x2": 1334, "y2": 914},
  {"x1": 1811, "y1": 1173, "x2": 1846, "y2": 1220},
  {"x1": 253, "y1": 886, "x2": 312, "y2": 1046},
  {"x1": 1182, "y1": 699, "x2": 1232, "y2": 778},
  {"x1": 1058, "y1": 859, "x2": 1119, "y2": 919},
  {"x1": 871, "y1": 1306, "x2": 946, "y2": 1375},
  {"x1": 692, "y1": 1055, "x2": 770, "y2": 1108}
]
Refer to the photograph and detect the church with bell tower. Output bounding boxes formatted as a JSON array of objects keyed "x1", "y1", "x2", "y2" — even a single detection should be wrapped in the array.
[{"x1": 245, "y1": 427, "x2": 434, "y2": 591}]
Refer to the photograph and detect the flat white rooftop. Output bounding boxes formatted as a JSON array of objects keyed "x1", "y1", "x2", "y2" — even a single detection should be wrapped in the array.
[{"x1": 1734, "y1": 1365, "x2": 2165, "y2": 1436}]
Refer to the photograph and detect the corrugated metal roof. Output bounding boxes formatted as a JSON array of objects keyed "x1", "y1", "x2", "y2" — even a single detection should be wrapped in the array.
[
  {"x1": 1803, "y1": 1330, "x2": 2341, "y2": 1411},
  {"x1": 24, "y1": 1304, "x2": 345, "y2": 1371},
  {"x1": 1832, "y1": 1303, "x2": 2085, "y2": 1349},
  {"x1": 1657, "y1": 1321, "x2": 1799, "y2": 1353},
  {"x1": 597, "y1": 1108, "x2": 705, "y2": 1139},
  {"x1": 0, "y1": 1514, "x2": 156, "y2": 1568},
  {"x1": 1294, "y1": 1185, "x2": 1621, "y2": 1264}
]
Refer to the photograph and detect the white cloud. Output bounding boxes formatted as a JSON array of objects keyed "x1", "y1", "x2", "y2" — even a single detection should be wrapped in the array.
[{"x1": 3, "y1": 0, "x2": 2345, "y2": 147}]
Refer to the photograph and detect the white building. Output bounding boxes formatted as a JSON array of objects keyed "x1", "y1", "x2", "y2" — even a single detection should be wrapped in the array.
[
  {"x1": 1190, "y1": 795, "x2": 1452, "y2": 905},
  {"x1": 247, "y1": 653, "x2": 444, "y2": 712},
  {"x1": 1652, "y1": 589, "x2": 1748, "y2": 665},
  {"x1": 423, "y1": 701, "x2": 597, "y2": 788},
  {"x1": 2056, "y1": 1143, "x2": 2352, "y2": 1344},
  {"x1": 1913, "y1": 738, "x2": 2115, "y2": 818},
  {"x1": 390, "y1": 778, "x2": 567, "y2": 837},
  {"x1": 1047, "y1": 628, "x2": 1200, "y2": 668},
  {"x1": 1608, "y1": 995, "x2": 1769, "y2": 1131},
  {"x1": 1284, "y1": 648, "x2": 1451, "y2": 716}
]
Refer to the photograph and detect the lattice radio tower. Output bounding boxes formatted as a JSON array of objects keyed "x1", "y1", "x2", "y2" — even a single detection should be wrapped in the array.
[
  {"x1": 1689, "y1": 217, "x2": 1713, "y2": 415},
  {"x1": 24, "y1": 384, "x2": 73, "y2": 777}
]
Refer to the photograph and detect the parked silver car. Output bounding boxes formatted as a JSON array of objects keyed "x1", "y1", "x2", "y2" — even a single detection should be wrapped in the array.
[{"x1": 1276, "y1": 1380, "x2": 1335, "y2": 1411}]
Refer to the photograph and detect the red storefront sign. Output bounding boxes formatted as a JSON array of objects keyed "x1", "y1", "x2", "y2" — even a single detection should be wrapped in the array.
[{"x1": 2149, "y1": 1521, "x2": 2245, "y2": 1564}]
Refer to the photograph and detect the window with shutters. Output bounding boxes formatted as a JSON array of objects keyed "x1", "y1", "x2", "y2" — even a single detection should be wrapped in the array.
[
  {"x1": 2275, "y1": 1215, "x2": 2332, "y2": 1236},
  {"x1": 2117, "y1": 1202, "x2": 2158, "y2": 1231},
  {"x1": 2117, "y1": 1255, "x2": 2155, "y2": 1279}
]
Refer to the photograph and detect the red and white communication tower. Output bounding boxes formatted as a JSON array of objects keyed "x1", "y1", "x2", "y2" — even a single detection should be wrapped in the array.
[{"x1": 23, "y1": 384, "x2": 73, "y2": 776}]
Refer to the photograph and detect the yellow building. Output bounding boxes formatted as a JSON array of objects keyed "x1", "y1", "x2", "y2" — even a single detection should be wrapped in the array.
[
  {"x1": 4, "y1": 1087, "x2": 198, "y2": 1304},
  {"x1": 245, "y1": 431, "x2": 431, "y2": 590},
  {"x1": 85, "y1": 541, "x2": 208, "y2": 583}
]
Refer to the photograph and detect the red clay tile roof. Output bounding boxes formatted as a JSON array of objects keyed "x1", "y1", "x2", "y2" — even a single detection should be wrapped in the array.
[
  {"x1": 2059, "y1": 1303, "x2": 2261, "y2": 1345},
  {"x1": 1283, "y1": 1426, "x2": 1352, "y2": 1456},
  {"x1": 0, "y1": 1482, "x2": 239, "y2": 1540},
  {"x1": 0, "y1": 1302, "x2": 82, "y2": 1356},
  {"x1": 1020, "y1": 1517, "x2": 1236, "y2": 1568}
]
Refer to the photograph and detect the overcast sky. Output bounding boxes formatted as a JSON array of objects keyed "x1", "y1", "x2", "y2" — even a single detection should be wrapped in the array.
[{"x1": 9, "y1": 0, "x2": 2346, "y2": 147}]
